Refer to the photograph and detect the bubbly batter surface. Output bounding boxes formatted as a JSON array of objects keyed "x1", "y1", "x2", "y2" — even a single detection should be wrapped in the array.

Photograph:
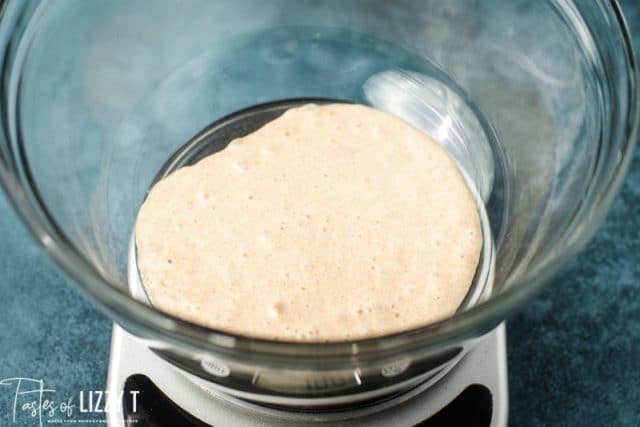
[{"x1": 135, "y1": 103, "x2": 482, "y2": 341}]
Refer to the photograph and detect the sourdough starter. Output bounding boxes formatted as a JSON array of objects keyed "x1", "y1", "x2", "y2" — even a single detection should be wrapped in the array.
[{"x1": 135, "y1": 103, "x2": 482, "y2": 342}]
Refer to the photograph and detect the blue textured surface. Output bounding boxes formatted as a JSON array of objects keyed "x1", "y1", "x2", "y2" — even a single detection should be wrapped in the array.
[
  {"x1": 0, "y1": 2, "x2": 639, "y2": 426},
  {"x1": 507, "y1": 2, "x2": 640, "y2": 424}
]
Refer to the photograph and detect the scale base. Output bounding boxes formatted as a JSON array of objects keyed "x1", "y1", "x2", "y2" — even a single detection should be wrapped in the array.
[{"x1": 106, "y1": 324, "x2": 508, "y2": 426}]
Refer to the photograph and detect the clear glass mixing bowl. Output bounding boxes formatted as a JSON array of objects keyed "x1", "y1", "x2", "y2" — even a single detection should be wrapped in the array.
[{"x1": 0, "y1": 0, "x2": 637, "y2": 410}]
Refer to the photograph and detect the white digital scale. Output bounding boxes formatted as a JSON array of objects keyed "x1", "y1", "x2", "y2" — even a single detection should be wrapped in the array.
[
  {"x1": 106, "y1": 96, "x2": 507, "y2": 427},
  {"x1": 106, "y1": 323, "x2": 508, "y2": 426}
]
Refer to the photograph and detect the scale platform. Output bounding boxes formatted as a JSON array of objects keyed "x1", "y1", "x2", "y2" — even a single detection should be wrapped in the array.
[{"x1": 106, "y1": 324, "x2": 508, "y2": 426}]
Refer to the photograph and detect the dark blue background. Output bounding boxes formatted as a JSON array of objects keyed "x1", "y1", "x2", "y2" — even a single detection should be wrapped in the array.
[{"x1": 0, "y1": 2, "x2": 638, "y2": 425}]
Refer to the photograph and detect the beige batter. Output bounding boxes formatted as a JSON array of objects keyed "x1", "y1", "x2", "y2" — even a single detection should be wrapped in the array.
[{"x1": 135, "y1": 103, "x2": 482, "y2": 342}]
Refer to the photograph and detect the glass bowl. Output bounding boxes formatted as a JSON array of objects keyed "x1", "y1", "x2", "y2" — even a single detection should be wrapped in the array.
[{"x1": 0, "y1": 0, "x2": 637, "y2": 411}]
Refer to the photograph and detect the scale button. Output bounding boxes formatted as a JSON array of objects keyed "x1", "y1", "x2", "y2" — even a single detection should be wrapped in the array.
[
  {"x1": 381, "y1": 358, "x2": 411, "y2": 377},
  {"x1": 201, "y1": 357, "x2": 231, "y2": 377}
]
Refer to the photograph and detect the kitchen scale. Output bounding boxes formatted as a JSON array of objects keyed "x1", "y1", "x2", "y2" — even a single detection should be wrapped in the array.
[
  {"x1": 106, "y1": 323, "x2": 508, "y2": 427},
  {"x1": 105, "y1": 96, "x2": 505, "y2": 427}
]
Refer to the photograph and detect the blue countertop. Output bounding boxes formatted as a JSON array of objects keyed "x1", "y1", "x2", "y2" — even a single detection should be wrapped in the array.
[{"x1": 1, "y1": 2, "x2": 639, "y2": 426}]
